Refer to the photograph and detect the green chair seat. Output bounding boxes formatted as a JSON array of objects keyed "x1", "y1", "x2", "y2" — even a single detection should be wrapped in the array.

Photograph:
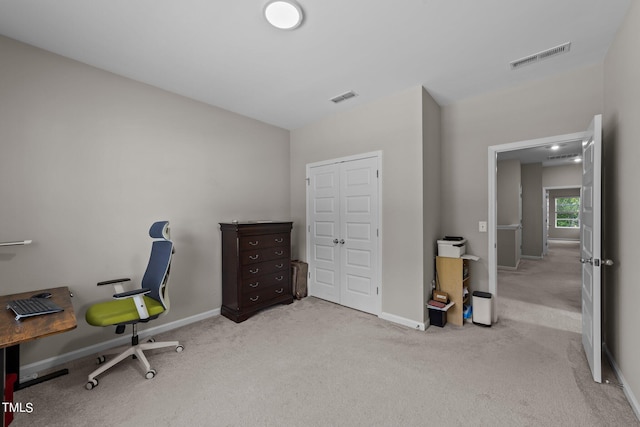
[{"x1": 86, "y1": 296, "x2": 165, "y2": 327}]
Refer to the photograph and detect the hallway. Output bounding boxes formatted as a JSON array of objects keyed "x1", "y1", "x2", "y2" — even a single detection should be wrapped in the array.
[{"x1": 498, "y1": 240, "x2": 581, "y2": 333}]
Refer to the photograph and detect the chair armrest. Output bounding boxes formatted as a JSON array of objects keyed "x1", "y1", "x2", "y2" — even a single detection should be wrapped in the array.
[
  {"x1": 111, "y1": 288, "x2": 152, "y2": 320},
  {"x1": 113, "y1": 288, "x2": 151, "y2": 299},
  {"x1": 97, "y1": 278, "x2": 131, "y2": 286}
]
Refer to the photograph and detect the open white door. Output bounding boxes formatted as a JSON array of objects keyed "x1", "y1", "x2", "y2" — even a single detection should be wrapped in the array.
[{"x1": 580, "y1": 114, "x2": 602, "y2": 383}]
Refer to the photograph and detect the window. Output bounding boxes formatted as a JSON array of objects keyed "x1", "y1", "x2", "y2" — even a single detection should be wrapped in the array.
[{"x1": 555, "y1": 197, "x2": 580, "y2": 228}]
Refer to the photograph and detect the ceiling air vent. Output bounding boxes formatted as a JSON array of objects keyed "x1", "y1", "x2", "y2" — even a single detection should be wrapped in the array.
[
  {"x1": 510, "y1": 42, "x2": 571, "y2": 70},
  {"x1": 548, "y1": 153, "x2": 579, "y2": 160},
  {"x1": 330, "y1": 90, "x2": 357, "y2": 104}
]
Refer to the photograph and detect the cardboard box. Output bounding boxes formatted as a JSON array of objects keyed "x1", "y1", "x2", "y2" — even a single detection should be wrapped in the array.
[{"x1": 433, "y1": 290, "x2": 448, "y2": 303}]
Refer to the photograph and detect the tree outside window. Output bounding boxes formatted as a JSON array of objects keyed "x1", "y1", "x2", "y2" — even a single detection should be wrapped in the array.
[{"x1": 555, "y1": 197, "x2": 580, "y2": 228}]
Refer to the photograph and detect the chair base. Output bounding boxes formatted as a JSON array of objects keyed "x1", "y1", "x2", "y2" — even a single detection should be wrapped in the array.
[{"x1": 86, "y1": 338, "x2": 183, "y2": 389}]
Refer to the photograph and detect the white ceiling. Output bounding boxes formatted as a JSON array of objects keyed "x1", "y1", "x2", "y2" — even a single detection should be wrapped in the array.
[
  {"x1": 0, "y1": 0, "x2": 632, "y2": 130},
  {"x1": 497, "y1": 138, "x2": 583, "y2": 167}
]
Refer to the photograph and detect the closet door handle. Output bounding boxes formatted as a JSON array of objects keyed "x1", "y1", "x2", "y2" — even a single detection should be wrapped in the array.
[
  {"x1": 333, "y1": 239, "x2": 339, "y2": 244},
  {"x1": 339, "y1": 239, "x2": 345, "y2": 245}
]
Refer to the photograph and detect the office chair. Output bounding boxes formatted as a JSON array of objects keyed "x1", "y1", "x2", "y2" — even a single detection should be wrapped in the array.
[{"x1": 84, "y1": 221, "x2": 183, "y2": 390}]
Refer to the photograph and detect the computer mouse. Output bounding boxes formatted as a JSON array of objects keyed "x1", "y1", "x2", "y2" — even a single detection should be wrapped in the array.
[{"x1": 32, "y1": 292, "x2": 52, "y2": 299}]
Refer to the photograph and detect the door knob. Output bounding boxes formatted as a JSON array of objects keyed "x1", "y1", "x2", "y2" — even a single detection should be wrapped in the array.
[
  {"x1": 580, "y1": 258, "x2": 593, "y2": 265},
  {"x1": 333, "y1": 239, "x2": 339, "y2": 244},
  {"x1": 339, "y1": 239, "x2": 345, "y2": 245},
  {"x1": 602, "y1": 259, "x2": 614, "y2": 266}
]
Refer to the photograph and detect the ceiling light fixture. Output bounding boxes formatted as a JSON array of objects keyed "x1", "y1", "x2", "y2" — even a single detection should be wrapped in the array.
[
  {"x1": 551, "y1": 145, "x2": 560, "y2": 150},
  {"x1": 264, "y1": 1, "x2": 303, "y2": 30},
  {"x1": 574, "y1": 158, "x2": 582, "y2": 163}
]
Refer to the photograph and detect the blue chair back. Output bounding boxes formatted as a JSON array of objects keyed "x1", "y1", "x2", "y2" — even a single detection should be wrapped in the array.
[{"x1": 141, "y1": 221, "x2": 174, "y2": 309}]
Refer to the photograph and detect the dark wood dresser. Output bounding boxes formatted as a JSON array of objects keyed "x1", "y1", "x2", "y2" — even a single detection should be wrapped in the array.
[{"x1": 220, "y1": 221, "x2": 293, "y2": 322}]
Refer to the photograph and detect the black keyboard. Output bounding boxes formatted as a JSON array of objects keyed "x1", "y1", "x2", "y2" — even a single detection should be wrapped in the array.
[{"x1": 6, "y1": 298, "x2": 63, "y2": 321}]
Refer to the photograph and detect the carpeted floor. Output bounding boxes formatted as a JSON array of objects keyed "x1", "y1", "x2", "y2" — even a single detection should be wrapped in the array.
[{"x1": 10, "y1": 241, "x2": 639, "y2": 426}]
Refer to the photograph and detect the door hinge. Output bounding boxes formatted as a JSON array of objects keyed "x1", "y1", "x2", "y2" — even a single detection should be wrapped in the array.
[
  {"x1": 377, "y1": 229, "x2": 379, "y2": 237},
  {"x1": 376, "y1": 170, "x2": 379, "y2": 178},
  {"x1": 308, "y1": 225, "x2": 311, "y2": 233},
  {"x1": 306, "y1": 177, "x2": 310, "y2": 185},
  {"x1": 376, "y1": 287, "x2": 379, "y2": 295}
]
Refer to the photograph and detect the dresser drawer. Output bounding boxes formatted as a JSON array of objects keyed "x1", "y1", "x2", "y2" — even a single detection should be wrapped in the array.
[
  {"x1": 242, "y1": 271, "x2": 289, "y2": 293},
  {"x1": 241, "y1": 246, "x2": 290, "y2": 265},
  {"x1": 239, "y1": 233, "x2": 289, "y2": 251},
  {"x1": 242, "y1": 285, "x2": 289, "y2": 308},
  {"x1": 241, "y1": 259, "x2": 290, "y2": 280}
]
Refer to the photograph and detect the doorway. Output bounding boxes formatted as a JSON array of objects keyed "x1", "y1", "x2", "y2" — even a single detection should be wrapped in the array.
[
  {"x1": 488, "y1": 114, "x2": 604, "y2": 383},
  {"x1": 488, "y1": 131, "x2": 586, "y2": 311}
]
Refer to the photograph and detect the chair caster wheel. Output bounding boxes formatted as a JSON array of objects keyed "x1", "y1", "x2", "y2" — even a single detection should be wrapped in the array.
[
  {"x1": 147, "y1": 337, "x2": 155, "y2": 343},
  {"x1": 96, "y1": 355, "x2": 106, "y2": 364},
  {"x1": 176, "y1": 345, "x2": 184, "y2": 353},
  {"x1": 145, "y1": 369, "x2": 156, "y2": 379},
  {"x1": 86, "y1": 379, "x2": 98, "y2": 390}
]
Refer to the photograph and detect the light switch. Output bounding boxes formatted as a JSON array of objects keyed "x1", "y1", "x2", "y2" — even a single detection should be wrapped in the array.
[{"x1": 479, "y1": 221, "x2": 487, "y2": 232}]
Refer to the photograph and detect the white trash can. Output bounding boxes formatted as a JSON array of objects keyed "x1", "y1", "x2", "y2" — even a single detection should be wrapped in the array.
[{"x1": 472, "y1": 291, "x2": 493, "y2": 326}]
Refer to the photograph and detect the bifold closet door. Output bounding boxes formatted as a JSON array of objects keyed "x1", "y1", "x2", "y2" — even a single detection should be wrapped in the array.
[
  {"x1": 308, "y1": 162, "x2": 341, "y2": 304},
  {"x1": 308, "y1": 156, "x2": 380, "y2": 315}
]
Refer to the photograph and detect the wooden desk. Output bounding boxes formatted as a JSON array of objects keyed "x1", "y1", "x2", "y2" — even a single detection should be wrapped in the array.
[{"x1": 1, "y1": 286, "x2": 77, "y2": 426}]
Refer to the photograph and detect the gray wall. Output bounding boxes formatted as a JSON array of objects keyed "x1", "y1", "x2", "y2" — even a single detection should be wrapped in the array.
[
  {"x1": 441, "y1": 63, "x2": 603, "y2": 293},
  {"x1": 603, "y1": 0, "x2": 640, "y2": 411},
  {"x1": 521, "y1": 163, "x2": 543, "y2": 257},
  {"x1": 0, "y1": 36, "x2": 291, "y2": 365},
  {"x1": 290, "y1": 86, "x2": 440, "y2": 326},
  {"x1": 422, "y1": 89, "x2": 442, "y2": 317},
  {"x1": 542, "y1": 163, "x2": 582, "y2": 187},
  {"x1": 497, "y1": 159, "x2": 521, "y2": 226}
]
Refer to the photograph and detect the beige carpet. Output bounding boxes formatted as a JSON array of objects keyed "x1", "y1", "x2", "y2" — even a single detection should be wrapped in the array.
[{"x1": 10, "y1": 241, "x2": 638, "y2": 426}]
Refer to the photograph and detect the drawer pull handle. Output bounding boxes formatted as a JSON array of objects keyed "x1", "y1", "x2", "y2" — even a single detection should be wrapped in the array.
[
  {"x1": 249, "y1": 282, "x2": 259, "y2": 288},
  {"x1": 274, "y1": 238, "x2": 283, "y2": 243},
  {"x1": 249, "y1": 254, "x2": 259, "y2": 260},
  {"x1": 275, "y1": 263, "x2": 284, "y2": 268},
  {"x1": 275, "y1": 275, "x2": 284, "y2": 281},
  {"x1": 249, "y1": 241, "x2": 259, "y2": 246},
  {"x1": 275, "y1": 250, "x2": 284, "y2": 256},
  {"x1": 249, "y1": 268, "x2": 260, "y2": 274},
  {"x1": 275, "y1": 288, "x2": 284, "y2": 294},
  {"x1": 250, "y1": 296, "x2": 259, "y2": 302}
]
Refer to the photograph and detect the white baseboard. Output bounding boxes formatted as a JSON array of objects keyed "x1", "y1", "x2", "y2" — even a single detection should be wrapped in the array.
[
  {"x1": 379, "y1": 312, "x2": 426, "y2": 331},
  {"x1": 20, "y1": 308, "x2": 220, "y2": 381},
  {"x1": 604, "y1": 344, "x2": 640, "y2": 421}
]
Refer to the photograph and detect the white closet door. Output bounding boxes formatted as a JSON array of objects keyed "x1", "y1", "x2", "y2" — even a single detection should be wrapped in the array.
[
  {"x1": 308, "y1": 163, "x2": 340, "y2": 303},
  {"x1": 307, "y1": 154, "x2": 380, "y2": 315},
  {"x1": 339, "y1": 157, "x2": 379, "y2": 314}
]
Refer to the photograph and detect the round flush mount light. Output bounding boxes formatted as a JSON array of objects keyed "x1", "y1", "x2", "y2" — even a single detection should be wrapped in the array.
[{"x1": 264, "y1": 1, "x2": 303, "y2": 30}]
